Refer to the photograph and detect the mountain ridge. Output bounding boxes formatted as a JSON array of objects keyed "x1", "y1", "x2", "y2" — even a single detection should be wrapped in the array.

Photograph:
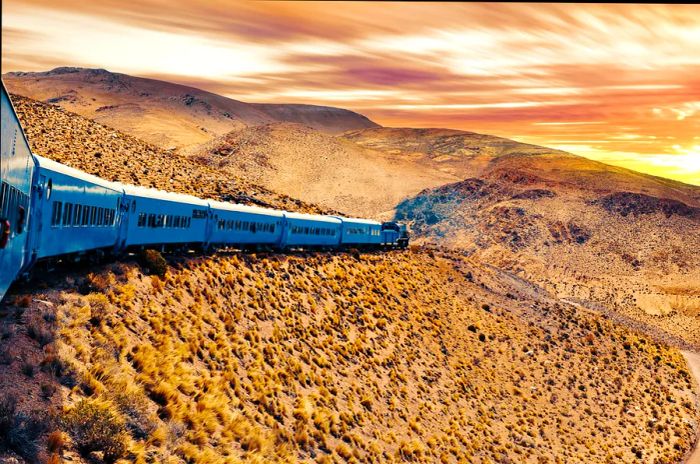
[{"x1": 3, "y1": 67, "x2": 379, "y2": 149}]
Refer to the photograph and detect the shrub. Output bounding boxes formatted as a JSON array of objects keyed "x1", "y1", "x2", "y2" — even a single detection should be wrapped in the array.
[
  {"x1": 21, "y1": 361, "x2": 35, "y2": 377},
  {"x1": 40, "y1": 354, "x2": 67, "y2": 378},
  {"x1": 0, "y1": 395, "x2": 17, "y2": 435},
  {"x1": 0, "y1": 395, "x2": 47, "y2": 461},
  {"x1": 41, "y1": 383, "x2": 57, "y2": 399},
  {"x1": 15, "y1": 295, "x2": 31, "y2": 308},
  {"x1": 62, "y1": 399, "x2": 129, "y2": 463},
  {"x1": 140, "y1": 249, "x2": 167, "y2": 277},
  {"x1": 47, "y1": 430, "x2": 66, "y2": 453},
  {"x1": 88, "y1": 293, "x2": 111, "y2": 326},
  {"x1": 111, "y1": 390, "x2": 158, "y2": 440}
]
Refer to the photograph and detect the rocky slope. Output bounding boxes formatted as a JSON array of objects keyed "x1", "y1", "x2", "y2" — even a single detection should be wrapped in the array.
[
  {"x1": 1, "y1": 249, "x2": 696, "y2": 463},
  {"x1": 3, "y1": 68, "x2": 378, "y2": 149},
  {"x1": 396, "y1": 172, "x2": 700, "y2": 350}
]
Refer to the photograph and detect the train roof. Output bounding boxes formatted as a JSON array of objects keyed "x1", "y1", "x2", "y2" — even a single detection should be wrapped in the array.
[
  {"x1": 284, "y1": 212, "x2": 342, "y2": 224},
  {"x1": 335, "y1": 217, "x2": 382, "y2": 226},
  {"x1": 34, "y1": 155, "x2": 123, "y2": 193},
  {"x1": 120, "y1": 183, "x2": 209, "y2": 206},
  {"x1": 208, "y1": 200, "x2": 284, "y2": 217}
]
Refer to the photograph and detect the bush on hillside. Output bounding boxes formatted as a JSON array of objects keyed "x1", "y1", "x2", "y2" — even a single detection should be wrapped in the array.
[
  {"x1": 140, "y1": 249, "x2": 167, "y2": 277},
  {"x1": 0, "y1": 395, "x2": 48, "y2": 461},
  {"x1": 62, "y1": 399, "x2": 129, "y2": 463}
]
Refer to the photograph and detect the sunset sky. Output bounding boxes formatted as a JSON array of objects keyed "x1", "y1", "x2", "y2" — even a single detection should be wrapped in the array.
[{"x1": 2, "y1": 1, "x2": 699, "y2": 185}]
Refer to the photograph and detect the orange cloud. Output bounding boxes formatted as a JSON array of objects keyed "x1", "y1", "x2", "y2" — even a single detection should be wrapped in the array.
[{"x1": 2, "y1": 1, "x2": 699, "y2": 184}]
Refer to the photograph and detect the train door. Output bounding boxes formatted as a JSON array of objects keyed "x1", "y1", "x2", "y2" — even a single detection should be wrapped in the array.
[
  {"x1": 0, "y1": 82, "x2": 36, "y2": 301},
  {"x1": 279, "y1": 214, "x2": 289, "y2": 249},
  {"x1": 115, "y1": 195, "x2": 130, "y2": 252},
  {"x1": 204, "y1": 207, "x2": 215, "y2": 249},
  {"x1": 26, "y1": 173, "x2": 48, "y2": 265}
]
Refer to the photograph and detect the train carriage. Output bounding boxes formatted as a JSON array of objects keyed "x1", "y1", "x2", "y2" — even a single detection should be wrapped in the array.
[
  {"x1": 0, "y1": 83, "x2": 36, "y2": 298},
  {"x1": 31, "y1": 155, "x2": 122, "y2": 259},
  {"x1": 121, "y1": 185, "x2": 209, "y2": 249},
  {"x1": 281, "y1": 212, "x2": 341, "y2": 248},
  {"x1": 0, "y1": 77, "x2": 409, "y2": 303},
  {"x1": 338, "y1": 217, "x2": 383, "y2": 246},
  {"x1": 208, "y1": 200, "x2": 284, "y2": 248},
  {"x1": 381, "y1": 222, "x2": 409, "y2": 248}
]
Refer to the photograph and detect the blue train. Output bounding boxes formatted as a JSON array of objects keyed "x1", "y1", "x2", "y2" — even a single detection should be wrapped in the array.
[{"x1": 0, "y1": 82, "x2": 409, "y2": 301}]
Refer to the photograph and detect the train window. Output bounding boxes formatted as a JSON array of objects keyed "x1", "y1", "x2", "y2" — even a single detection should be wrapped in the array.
[
  {"x1": 138, "y1": 213, "x2": 146, "y2": 227},
  {"x1": 46, "y1": 179, "x2": 52, "y2": 200},
  {"x1": 63, "y1": 203, "x2": 72, "y2": 226},
  {"x1": 81, "y1": 205, "x2": 89, "y2": 226},
  {"x1": 156, "y1": 214, "x2": 164, "y2": 228},
  {"x1": 89, "y1": 206, "x2": 96, "y2": 226},
  {"x1": 97, "y1": 208, "x2": 104, "y2": 226},
  {"x1": 131, "y1": 202, "x2": 136, "y2": 213},
  {"x1": 0, "y1": 182, "x2": 6, "y2": 217},
  {"x1": 73, "y1": 205, "x2": 81, "y2": 226},
  {"x1": 148, "y1": 214, "x2": 156, "y2": 228},
  {"x1": 51, "y1": 202, "x2": 62, "y2": 226}
]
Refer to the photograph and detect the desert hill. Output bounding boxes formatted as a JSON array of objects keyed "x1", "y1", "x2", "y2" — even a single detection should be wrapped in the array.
[
  {"x1": 184, "y1": 123, "x2": 457, "y2": 218},
  {"x1": 0, "y1": 249, "x2": 696, "y2": 463},
  {"x1": 189, "y1": 124, "x2": 699, "y2": 220},
  {"x1": 10, "y1": 94, "x2": 335, "y2": 215},
  {"x1": 3, "y1": 67, "x2": 378, "y2": 149},
  {"x1": 341, "y1": 127, "x2": 569, "y2": 180},
  {"x1": 343, "y1": 127, "x2": 700, "y2": 206}
]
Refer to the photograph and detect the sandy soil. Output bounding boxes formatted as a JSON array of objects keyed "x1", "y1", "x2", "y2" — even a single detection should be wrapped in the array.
[{"x1": 684, "y1": 351, "x2": 700, "y2": 464}]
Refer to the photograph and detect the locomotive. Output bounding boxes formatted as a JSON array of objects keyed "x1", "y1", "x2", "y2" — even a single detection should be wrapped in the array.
[{"x1": 0, "y1": 82, "x2": 409, "y2": 301}]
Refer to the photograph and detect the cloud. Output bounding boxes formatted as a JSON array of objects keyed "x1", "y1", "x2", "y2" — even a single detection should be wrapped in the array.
[{"x1": 2, "y1": 1, "x2": 699, "y2": 184}]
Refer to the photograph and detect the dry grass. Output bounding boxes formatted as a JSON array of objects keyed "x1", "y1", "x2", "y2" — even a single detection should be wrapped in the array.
[{"x1": 1, "y1": 249, "x2": 696, "y2": 463}]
